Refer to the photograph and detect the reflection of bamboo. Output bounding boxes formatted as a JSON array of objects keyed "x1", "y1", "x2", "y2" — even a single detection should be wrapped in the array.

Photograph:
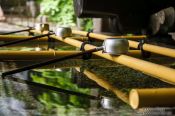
[
  {"x1": 76, "y1": 67, "x2": 129, "y2": 104},
  {"x1": 72, "y1": 30, "x2": 175, "y2": 58},
  {"x1": 129, "y1": 88, "x2": 175, "y2": 109},
  {"x1": 50, "y1": 35, "x2": 175, "y2": 85}
]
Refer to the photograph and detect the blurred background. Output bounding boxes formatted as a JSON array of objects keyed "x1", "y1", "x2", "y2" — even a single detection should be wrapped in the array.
[
  {"x1": 0, "y1": 0, "x2": 92, "y2": 30},
  {"x1": 0, "y1": 0, "x2": 174, "y2": 116}
]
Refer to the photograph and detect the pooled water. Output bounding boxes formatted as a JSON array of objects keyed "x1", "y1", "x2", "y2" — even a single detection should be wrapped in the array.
[
  {"x1": 0, "y1": 97, "x2": 26, "y2": 116},
  {"x1": 0, "y1": 54, "x2": 174, "y2": 116}
]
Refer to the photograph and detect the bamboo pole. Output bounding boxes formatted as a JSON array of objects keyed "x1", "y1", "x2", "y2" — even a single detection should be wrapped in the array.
[
  {"x1": 76, "y1": 67, "x2": 129, "y2": 104},
  {"x1": 72, "y1": 30, "x2": 147, "y2": 40},
  {"x1": 0, "y1": 51, "x2": 81, "y2": 60},
  {"x1": 49, "y1": 35, "x2": 175, "y2": 85},
  {"x1": 0, "y1": 50, "x2": 140, "y2": 60},
  {"x1": 72, "y1": 30, "x2": 175, "y2": 58},
  {"x1": 129, "y1": 41, "x2": 175, "y2": 58},
  {"x1": 129, "y1": 88, "x2": 175, "y2": 109},
  {"x1": 0, "y1": 35, "x2": 48, "y2": 41}
]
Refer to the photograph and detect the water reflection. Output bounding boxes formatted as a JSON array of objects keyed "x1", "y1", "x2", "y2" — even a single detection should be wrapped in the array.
[
  {"x1": 0, "y1": 97, "x2": 26, "y2": 116},
  {"x1": 0, "y1": 59, "x2": 137, "y2": 116},
  {"x1": 0, "y1": 54, "x2": 174, "y2": 115}
]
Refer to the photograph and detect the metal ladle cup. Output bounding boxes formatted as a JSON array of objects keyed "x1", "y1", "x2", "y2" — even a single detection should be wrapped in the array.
[
  {"x1": 103, "y1": 38, "x2": 129, "y2": 55},
  {"x1": 35, "y1": 23, "x2": 50, "y2": 32},
  {"x1": 55, "y1": 27, "x2": 72, "y2": 37},
  {"x1": 101, "y1": 96, "x2": 119, "y2": 109}
]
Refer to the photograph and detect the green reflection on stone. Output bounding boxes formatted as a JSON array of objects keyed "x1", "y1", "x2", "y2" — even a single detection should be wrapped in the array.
[{"x1": 31, "y1": 69, "x2": 91, "y2": 112}]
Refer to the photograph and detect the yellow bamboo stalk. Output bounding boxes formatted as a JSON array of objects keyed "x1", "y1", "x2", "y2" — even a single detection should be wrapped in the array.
[
  {"x1": 76, "y1": 67, "x2": 129, "y2": 104},
  {"x1": 0, "y1": 51, "x2": 80, "y2": 60},
  {"x1": 72, "y1": 30, "x2": 147, "y2": 40},
  {"x1": 49, "y1": 35, "x2": 175, "y2": 85},
  {"x1": 0, "y1": 50, "x2": 141, "y2": 60},
  {"x1": 72, "y1": 30, "x2": 175, "y2": 58},
  {"x1": 0, "y1": 35, "x2": 48, "y2": 41},
  {"x1": 129, "y1": 41, "x2": 175, "y2": 58},
  {"x1": 129, "y1": 88, "x2": 175, "y2": 109}
]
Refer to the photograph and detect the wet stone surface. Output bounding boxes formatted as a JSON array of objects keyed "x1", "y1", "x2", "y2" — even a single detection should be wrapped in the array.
[{"x1": 0, "y1": 58, "x2": 174, "y2": 116}]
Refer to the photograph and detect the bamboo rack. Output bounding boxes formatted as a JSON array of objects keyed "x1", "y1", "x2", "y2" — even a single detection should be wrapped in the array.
[
  {"x1": 4, "y1": 29, "x2": 174, "y2": 109},
  {"x1": 72, "y1": 30, "x2": 175, "y2": 58},
  {"x1": 25, "y1": 29, "x2": 175, "y2": 110},
  {"x1": 51, "y1": 35, "x2": 175, "y2": 85},
  {"x1": 29, "y1": 29, "x2": 175, "y2": 85}
]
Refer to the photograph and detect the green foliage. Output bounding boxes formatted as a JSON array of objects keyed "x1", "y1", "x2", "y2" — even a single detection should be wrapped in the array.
[
  {"x1": 40, "y1": 0, "x2": 76, "y2": 26},
  {"x1": 38, "y1": 0, "x2": 93, "y2": 30},
  {"x1": 79, "y1": 18, "x2": 93, "y2": 31},
  {"x1": 84, "y1": 19, "x2": 93, "y2": 31}
]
